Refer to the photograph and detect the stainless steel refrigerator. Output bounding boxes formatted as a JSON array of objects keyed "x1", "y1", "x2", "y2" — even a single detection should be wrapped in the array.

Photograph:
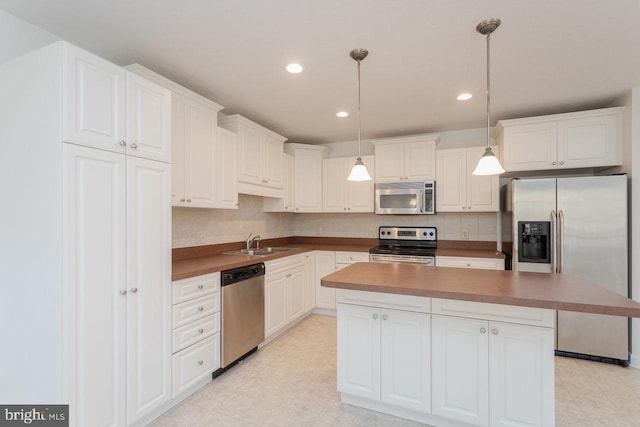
[{"x1": 504, "y1": 175, "x2": 628, "y2": 362}]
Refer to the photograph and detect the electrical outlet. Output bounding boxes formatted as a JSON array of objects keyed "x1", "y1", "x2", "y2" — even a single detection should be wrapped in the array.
[
  {"x1": 196, "y1": 231, "x2": 205, "y2": 244},
  {"x1": 461, "y1": 228, "x2": 469, "y2": 240}
]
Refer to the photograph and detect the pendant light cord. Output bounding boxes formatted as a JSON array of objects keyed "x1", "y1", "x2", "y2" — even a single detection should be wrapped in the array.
[
  {"x1": 486, "y1": 31, "x2": 491, "y2": 150},
  {"x1": 357, "y1": 59, "x2": 362, "y2": 159}
]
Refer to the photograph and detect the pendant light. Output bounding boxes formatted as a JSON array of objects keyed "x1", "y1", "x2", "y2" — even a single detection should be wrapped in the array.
[
  {"x1": 473, "y1": 19, "x2": 505, "y2": 176},
  {"x1": 347, "y1": 48, "x2": 372, "y2": 181}
]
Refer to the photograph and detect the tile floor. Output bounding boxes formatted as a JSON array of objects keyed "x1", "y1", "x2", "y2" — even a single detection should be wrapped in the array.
[{"x1": 150, "y1": 315, "x2": 640, "y2": 427}]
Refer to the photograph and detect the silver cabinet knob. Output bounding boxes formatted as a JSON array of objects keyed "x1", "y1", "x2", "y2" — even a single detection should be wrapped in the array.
[
  {"x1": 198, "y1": 328, "x2": 204, "y2": 334},
  {"x1": 552, "y1": 161, "x2": 557, "y2": 165},
  {"x1": 198, "y1": 306, "x2": 204, "y2": 312},
  {"x1": 382, "y1": 314, "x2": 388, "y2": 321},
  {"x1": 120, "y1": 290, "x2": 127, "y2": 295},
  {"x1": 119, "y1": 140, "x2": 127, "y2": 147},
  {"x1": 198, "y1": 284, "x2": 204, "y2": 289},
  {"x1": 186, "y1": 198, "x2": 191, "y2": 203},
  {"x1": 559, "y1": 161, "x2": 565, "y2": 165},
  {"x1": 492, "y1": 329, "x2": 499, "y2": 335},
  {"x1": 180, "y1": 198, "x2": 185, "y2": 202},
  {"x1": 480, "y1": 327, "x2": 486, "y2": 334},
  {"x1": 466, "y1": 263, "x2": 471, "y2": 267},
  {"x1": 296, "y1": 208, "x2": 299, "y2": 211},
  {"x1": 286, "y1": 273, "x2": 292, "y2": 278},
  {"x1": 130, "y1": 288, "x2": 138, "y2": 294},
  {"x1": 130, "y1": 143, "x2": 138, "y2": 149},
  {"x1": 373, "y1": 313, "x2": 379, "y2": 320},
  {"x1": 198, "y1": 360, "x2": 204, "y2": 365}
]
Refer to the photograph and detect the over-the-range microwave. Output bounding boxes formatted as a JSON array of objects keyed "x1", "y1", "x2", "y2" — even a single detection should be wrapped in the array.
[{"x1": 374, "y1": 181, "x2": 435, "y2": 215}]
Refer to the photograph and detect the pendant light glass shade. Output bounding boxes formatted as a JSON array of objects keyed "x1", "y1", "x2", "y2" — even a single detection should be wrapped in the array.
[
  {"x1": 472, "y1": 18, "x2": 505, "y2": 176},
  {"x1": 473, "y1": 147, "x2": 505, "y2": 175},
  {"x1": 347, "y1": 157, "x2": 372, "y2": 181},
  {"x1": 347, "y1": 48, "x2": 372, "y2": 182}
]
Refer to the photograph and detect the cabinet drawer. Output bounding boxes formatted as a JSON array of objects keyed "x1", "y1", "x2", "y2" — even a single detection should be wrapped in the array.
[
  {"x1": 172, "y1": 273, "x2": 220, "y2": 305},
  {"x1": 172, "y1": 335, "x2": 220, "y2": 396},
  {"x1": 172, "y1": 313, "x2": 220, "y2": 353},
  {"x1": 335, "y1": 251, "x2": 369, "y2": 264},
  {"x1": 172, "y1": 293, "x2": 220, "y2": 329},
  {"x1": 431, "y1": 298, "x2": 554, "y2": 327},
  {"x1": 265, "y1": 254, "x2": 304, "y2": 275},
  {"x1": 435, "y1": 256, "x2": 504, "y2": 270},
  {"x1": 337, "y1": 289, "x2": 430, "y2": 313}
]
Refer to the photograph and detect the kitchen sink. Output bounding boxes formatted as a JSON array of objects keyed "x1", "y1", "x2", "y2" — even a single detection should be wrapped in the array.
[{"x1": 223, "y1": 247, "x2": 296, "y2": 256}]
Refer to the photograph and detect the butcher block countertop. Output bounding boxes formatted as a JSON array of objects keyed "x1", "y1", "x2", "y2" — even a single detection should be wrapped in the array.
[
  {"x1": 321, "y1": 262, "x2": 640, "y2": 318},
  {"x1": 172, "y1": 237, "x2": 504, "y2": 281}
]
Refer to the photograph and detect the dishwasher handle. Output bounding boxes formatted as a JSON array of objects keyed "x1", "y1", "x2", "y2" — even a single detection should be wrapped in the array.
[{"x1": 222, "y1": 263, "x2": 266, "y2": 286}]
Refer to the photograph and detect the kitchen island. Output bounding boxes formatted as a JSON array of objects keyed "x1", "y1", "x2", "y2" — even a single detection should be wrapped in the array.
[{"x1": 321, "y1": 263, "x2": 640, "y2": 427}]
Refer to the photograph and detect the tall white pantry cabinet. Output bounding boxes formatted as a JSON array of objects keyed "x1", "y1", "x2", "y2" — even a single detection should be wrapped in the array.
[{"x1": 0, "y1": 42, "x2": 172, "y2": 427}]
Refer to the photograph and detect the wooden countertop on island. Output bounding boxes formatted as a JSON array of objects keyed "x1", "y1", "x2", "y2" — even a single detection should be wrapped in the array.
[{"x1": 321, "y1": 262, "x2": 640, "y2": 318}]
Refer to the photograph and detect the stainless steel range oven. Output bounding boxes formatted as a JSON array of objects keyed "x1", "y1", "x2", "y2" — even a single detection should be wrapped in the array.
[{"x1": 369, "y1": 226, "x2": 436, "y2": 265}]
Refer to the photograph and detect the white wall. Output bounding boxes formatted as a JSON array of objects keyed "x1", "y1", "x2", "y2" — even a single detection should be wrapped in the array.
[{"x1": 0, "y1": 9, "x2": 59, "y2": 63}]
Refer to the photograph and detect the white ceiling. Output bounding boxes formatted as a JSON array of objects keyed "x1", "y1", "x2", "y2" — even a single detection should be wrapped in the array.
[{"x1": 2, "y1": 0, "x2": 640, "y2": 144}]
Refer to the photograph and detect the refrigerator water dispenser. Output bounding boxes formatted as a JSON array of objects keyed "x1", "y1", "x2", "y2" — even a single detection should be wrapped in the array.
[{"x1": 518, "y1": 221, "x2": 551, "y2": 263}]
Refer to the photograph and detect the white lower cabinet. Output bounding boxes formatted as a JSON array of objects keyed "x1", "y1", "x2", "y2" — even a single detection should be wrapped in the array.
[
  {"x1": 265, "y1": 255, "x2": 306, "y2": 339},
  {"x1": 171, "y1": 273, "x2": 221, "y2": 396},
  {"x1": 435, "y1": 256, "x2": 504, "y2": 270},
  {"x1": 315, "y1": 251, "x2": 337, "y2": 310},
  {"x1": 303, "y1": 253, "x2": 316, "y2": 312},
  {"x1": 337, "y1": 291, "x2": 431, "y2": 416},
  {"x1": 431, "y1": 308, "x2": 554, "y2": 427}
]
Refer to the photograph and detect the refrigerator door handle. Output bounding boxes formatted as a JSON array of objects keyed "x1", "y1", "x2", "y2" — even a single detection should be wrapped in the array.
[
  {"x1": 558, "y1": 209, "x2": 565, "y2": 273},
  {"x1": 551, "y1": 210, "x2": 557, "y2": 273}
]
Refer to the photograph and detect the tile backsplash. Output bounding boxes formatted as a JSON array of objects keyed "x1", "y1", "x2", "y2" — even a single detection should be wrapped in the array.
[{"x1": 172, "y1": 194, "x2": 497, "y2": 248}]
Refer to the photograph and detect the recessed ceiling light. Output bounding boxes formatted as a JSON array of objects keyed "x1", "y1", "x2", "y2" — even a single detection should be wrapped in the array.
[
  {"x1": 336, "y1": 111, "x2": 349, "y2": 118},
  {"x1": 457, "y1": 93, "x2": 473, "y2": 101},
  {"x1": 286, "y1": 63, "x2": 303, "y2": 73}
]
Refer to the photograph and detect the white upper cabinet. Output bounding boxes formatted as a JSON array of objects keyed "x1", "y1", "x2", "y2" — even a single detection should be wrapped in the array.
[
  {"x1": 263, "y1": 153, "x2": 294, "y2": 212},
  {"x1": 286, "y1": 144, "x2": 328, "y2": 213},
  {"x1": 323, "y1": 156, "x2": 375, "y2": 213},
  {"x1": 125, "y1": 64, "x2": 237, "y2": 209},
  {"x1": 372, "y1": 134, "x2": 438, "y2": 183},
  {"x1": 219, "y1": 114, "x2": 286, "y2": 198},
  {"x1": 436, "y1": 146, "x2": 500, "y2": 212},
  {"x1": 64, "y1": 45, "x2": 171, "y2": 161},
  {"x1": 496, "y1": 107, "x2": 623, "y2": 172}
]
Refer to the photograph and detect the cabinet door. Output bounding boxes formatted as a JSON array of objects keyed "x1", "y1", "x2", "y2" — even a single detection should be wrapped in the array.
[
  {"x1": 348, "y1": 155, "x2": 375, "y2": 212},
  {"x1": 287, "y1": 267, "x2": 306, "y2": 323},
  {"x1": 63, "y1": 43, "x2": 126, "y2": 152},
  {"x1": 238, "y1": 125, "x2": 263, "y2": 185},
  {"x1": 171, "y1": 93, "x2": 186, "y2": 205},
  {"x1": 126, "y1": 157, "x2": 172, "y2": 423},
  {"x1": 303, "y1": 253, "x2": 316, "y2": 313},
  {"x1": 374, "y1": 144, "x2": 404, "y2": 183},
  {"x1": 501, "y1": 122, "x2": 557, "y2": 171},
  {"x1": 337, "y1": 304, "x2": 380, "y2": 400},
  {"x1": 558, "y1": 113, "x2": 621, "y2": 169},
  {"x1": 263, "y1": 135, "x2": 284, "y2": 188},
  {"x1": 323, "y1": 158, "x2": 347, "y2": 212},
  {"x1": 265, "y1": 273, "x2": 287, "y2": 338},
  {"x1": 217, "y1": 127, "x2": 238, "y2": 209},
  {"x1": 315, "y1": 251, "x2": 336, "y2": 310},
  {"x1": 489, "y1": 322, "x2": 554, "y2": 427},
  {"x1": 184, "y1": 99, "x2": 217, "y2": 208},
  {"x1": 293, "y1": 148, "x2": 323, "y2": 212},
  {"x1": 125, "y1": 72, "x2": 171, "y2": 162},
  {"x1": 63, "y1": 144, "x2": 127, "y2": 427},
  {"x1": 284, "y1": 153, "x2": 295, "y2": 211},
  {"x1": 432, "y1": 315, "x2": 489, "y2": 426},
  {"x1": 380, "y1": 310, "x2": 430, "y2": 413},
  {"x1": 404, "y1": 140, "x2": 435, "y2": 181},
  {"x1": 436, "y1": 148, "x2": 466, "y2": 212},
  {"x1": 466, "y1": 146, "x2": 499, "y2": 212}
]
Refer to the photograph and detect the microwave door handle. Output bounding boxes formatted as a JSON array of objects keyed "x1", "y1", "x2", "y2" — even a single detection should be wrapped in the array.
[{"x1": 419, "y1": 191, "x2": 424, "y2": 213}]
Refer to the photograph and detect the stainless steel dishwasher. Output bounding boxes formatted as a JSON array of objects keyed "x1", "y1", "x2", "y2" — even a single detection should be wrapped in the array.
[{"x1": 216, "y1": 262, "x2": 265, "y2": 375}]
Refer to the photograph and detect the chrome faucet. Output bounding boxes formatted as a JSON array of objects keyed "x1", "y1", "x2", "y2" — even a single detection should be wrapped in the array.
[{"x1": 245, "y1": 234, "x2": 262, "y2": 250}]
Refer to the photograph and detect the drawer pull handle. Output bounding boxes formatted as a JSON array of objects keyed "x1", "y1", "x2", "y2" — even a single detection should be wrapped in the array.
[
  {"x1": 198, "y1": 306, "x2": 204, "y2": 311},
  {"x1": 198, "y1": 360, "x2": 204, "y2": 365},
  {"x1": 480, "y1": 327, "x2": 486, "y2": 334},
  {"x1": 198, "y1": 328, "x2": 204, "y2": 333},
  {"x1": 198, "y1": 284, "x2": 204, "y2": 289},
  {"x1": 492, "y1": 329, "x2": 499, "y2": 335}
]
